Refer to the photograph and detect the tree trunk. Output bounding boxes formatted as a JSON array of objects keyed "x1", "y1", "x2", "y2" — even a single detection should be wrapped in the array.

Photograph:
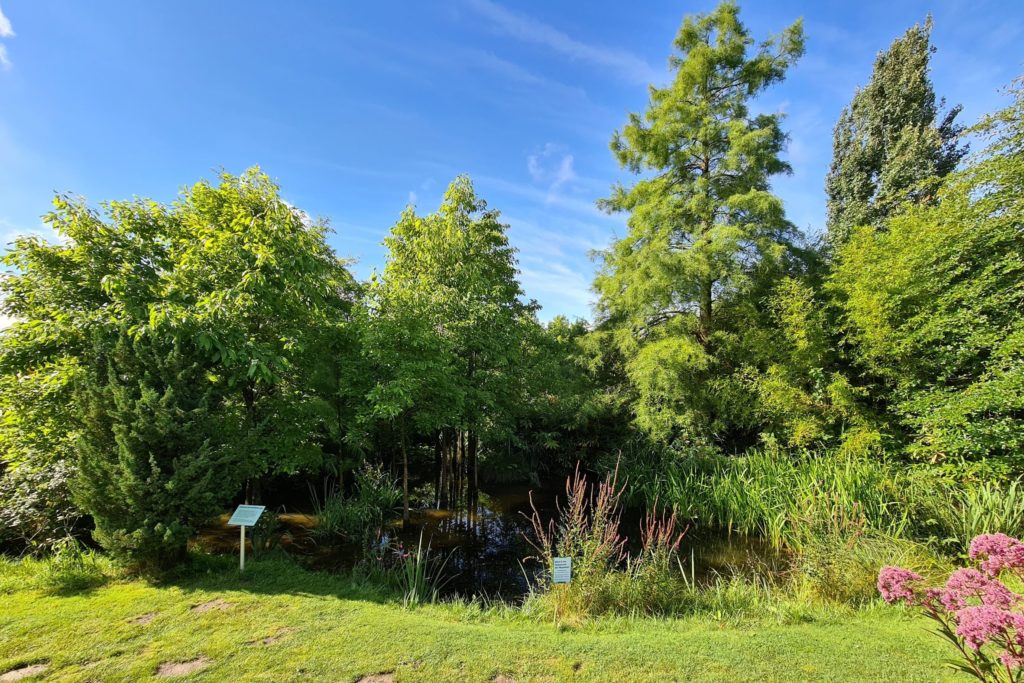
[
  {"x1": 698, "y1": 279, "x2": 713, "y2": 348},
  {"x1": 468, "y1": 430, "x2": 478, "y2": 521},
  {"x1": 242, "y1": 383, "x2": 262, "y2": 504},
  {"x1": 433, "y1": 430, "x2": 443, "y2": 509},
  {"x1": 401, "y1": 428, "x2": 410, "y2": 524}
]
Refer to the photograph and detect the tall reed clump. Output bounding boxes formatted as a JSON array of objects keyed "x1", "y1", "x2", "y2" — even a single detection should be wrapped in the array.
[
  {"x1": 396, "y1": 530, "x2": 452, "y2": 608},
  {"x1": 918, "y1": 479, "x2": 1024, "y2": 557},
  {"x1": 523, "y1": 465, "x2": 689, "y2": 622},
  {"x1": 636, "y1": 448, "x2": 1023, "y2": 603},
  {"x1": 650, "y1": 449, "x2": 916, "y2": 551},
  {"x1": 310, "y1": 464, "x2": 402, "y2": 546}
]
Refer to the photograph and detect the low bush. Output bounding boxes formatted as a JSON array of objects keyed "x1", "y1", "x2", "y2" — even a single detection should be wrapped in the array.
[
  {"x1": 523, "y1": 465, "x2": 690, "y2": 622},
  {"x1": 879, "y1": 533, "x2": 1024, "y2": 681}
]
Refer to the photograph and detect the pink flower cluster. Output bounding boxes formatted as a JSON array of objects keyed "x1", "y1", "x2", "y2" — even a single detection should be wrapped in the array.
[
  {"x1": 956, "y1": 606, "x2": 1024, "y2": 651},
  {"x1": 878, "y1": 566, "x2": 922, "y2": 605},
  {"x1": 970, "y1": 533, "x2": 1024, "y2": 577},
  {"x1": 941, "y1": 568, "x2": 1019, "y2": 611},
  {"x1": 878, "y1": 533, "x2": 1024, "y2": 677}
]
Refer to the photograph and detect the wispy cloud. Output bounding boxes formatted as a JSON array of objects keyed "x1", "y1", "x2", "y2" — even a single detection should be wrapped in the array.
[
  {"x1": 527, "y1": 143, "x2": 577, "y2": 198},
  {"x1": 0, "y1": 3, "x2": 14, "y2": 70},
  {"x1": 464, "y1": 0, "x2": 658, "y2": 85}
]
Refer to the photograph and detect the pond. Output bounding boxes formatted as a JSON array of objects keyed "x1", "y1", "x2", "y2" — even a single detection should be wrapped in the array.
[{"x1": 197, "y1": 481, "x2": 788, "y2": 601}]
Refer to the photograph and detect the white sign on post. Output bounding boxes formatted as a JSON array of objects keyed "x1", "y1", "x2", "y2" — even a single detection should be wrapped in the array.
[
  {"x1": 552, "y1": 556, "x2": 572, "y2": 584},
  {"x1": 227, "y1": 505, "x2": 265, "y2": 572}
]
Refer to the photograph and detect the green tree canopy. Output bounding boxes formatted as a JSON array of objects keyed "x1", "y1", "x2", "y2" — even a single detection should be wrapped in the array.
[
  {"x1": 362, "y1": 176, "x2": 537, "y2": 515},
  {"x1": 825, "y1": 18, "x2": 967, "y2": 248},
  {"x1": 1, "y1": 168, "x2": 358, "y2": 561},
  {"x1": 594, "y1": 0, "x2": 804, "y2": 445},
  {"x1": 830, "y1": 84, "x2": 1024, "y2": 467}
]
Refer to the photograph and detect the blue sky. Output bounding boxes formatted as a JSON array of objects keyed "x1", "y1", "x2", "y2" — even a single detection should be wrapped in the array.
[{"x1": 1, "y1": 1, "x2": 1022, "y2": 322}]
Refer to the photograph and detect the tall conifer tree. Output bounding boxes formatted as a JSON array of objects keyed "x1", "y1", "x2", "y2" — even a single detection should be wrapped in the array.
[{"x1": 594, "y1": 1, "x2": 804, "y2": 444}]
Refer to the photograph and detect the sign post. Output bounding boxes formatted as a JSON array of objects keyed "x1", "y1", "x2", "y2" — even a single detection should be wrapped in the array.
[
  {"x1": 552, "y1": 557, "x2": 572, "y2": 626},
  {"x1": 227, "y1": 505, "x2": 265, "y2": 572}
]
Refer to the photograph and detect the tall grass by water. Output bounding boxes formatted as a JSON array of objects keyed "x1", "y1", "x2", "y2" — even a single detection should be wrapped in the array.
[{"x1": 635, "y1": 449, "x2": 1024, "y2": 556}]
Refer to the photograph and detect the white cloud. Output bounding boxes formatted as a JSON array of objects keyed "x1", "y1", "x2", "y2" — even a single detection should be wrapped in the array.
[
  {"x1": 464, "y1": 0, "x2": 658, "y2": 85},
  {"x1": 408, "y1": 191, "x2": 417, "y2": 205},
  {"x1": 0, "y1": 4, "x2": 14, "y2": 70},
  {"x1": 527, "y1": 143, "x2": 577, "y2": 200},
  {"x1": 0, "y1": 5, "x2": 13, "y2": 38}
]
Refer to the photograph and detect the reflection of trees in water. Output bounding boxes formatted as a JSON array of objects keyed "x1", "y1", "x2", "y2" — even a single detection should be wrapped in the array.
[
  {"x1": 196, "y1": 481, "x2": 789, "y2": 599},
  {"x1": 401, "y1": 486, "x2": 556, "y2": 600}
]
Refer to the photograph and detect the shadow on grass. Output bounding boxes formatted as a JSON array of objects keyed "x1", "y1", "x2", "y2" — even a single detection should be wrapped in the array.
[{"x1": 152, "y1": 551, "x2": 398, "y2": 606}]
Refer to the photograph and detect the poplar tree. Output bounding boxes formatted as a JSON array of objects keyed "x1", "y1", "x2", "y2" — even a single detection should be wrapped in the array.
[
  {"x1": 594, "y1": 1, "x2": 804, "y2": 444},
  {"x1": 825, "y1": 18, "x2": 966, "y2": 247}
]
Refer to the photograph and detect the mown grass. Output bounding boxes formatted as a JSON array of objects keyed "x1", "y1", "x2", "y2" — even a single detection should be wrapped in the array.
[{"x1": 1, "y1": 553, "x2": 957, "y2": 682}]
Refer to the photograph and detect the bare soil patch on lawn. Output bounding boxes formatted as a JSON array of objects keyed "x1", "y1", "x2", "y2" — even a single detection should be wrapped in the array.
[
  {"x1": 357, "y1": 674, "x2": 395, "y2": 683},
  {"x1": 0, "y1": 664, "x2": 48, "y2": 681},
  {"x1": 190, "y1": 598, "x2": 232, "y2": 614},
  {"x1": 156, "y1": 657, "x2": 211, "y2": 678}
]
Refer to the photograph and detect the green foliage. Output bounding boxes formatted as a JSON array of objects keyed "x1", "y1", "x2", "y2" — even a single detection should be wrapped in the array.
[
  {"x1": 158, "y1": 169, "x2": 358, "y2": 480},
  {"x1": 797, "y1": 532, "x2": 950, "y2": 604},
  {"x1": 0, "y1": 540, "x2": 116, "y2": 595},
  {"x1": 396, "y1": 530, "x2": 452, "y2": 608},
  {"x1": 525, "y1": 467, "x2": 690, "y2": 620},
  {"x1": 0, "y1": 459, "x2": 80, "y2": 555},
  {"x1": 750, "y1": 277, "x2": 881, "y2": 454},
  {"x1": 920, "y1": 479, "x2": 1024, "y2": 556},
  {"x1": 75, "y1": 332, "x2": 244, "y2": 568},
  {"x1": 641, "y1": 449, "x2": 914, "y2": 551},
  {"x1": 310, "y1": 463, "x2": 401, "y2": 545},
  {"x1": 825, "y1": 17, "x2": 966, "y2": 247},
  {"x1": 1, "y1": 168, "x2": 359, "y2": 566},
  {"x1": 594, "y1": 1, "x2": 805, "y2": 448},
  {"x1": 831, "y1": 85, "x2": 1024, "y2": 466},
  {"x1": 360, "y1": 175, "x2": 539, "y2": 514}
]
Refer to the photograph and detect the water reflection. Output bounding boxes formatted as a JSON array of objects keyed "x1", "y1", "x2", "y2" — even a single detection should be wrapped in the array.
[{"x1": 195, "y1": 481, "x2": 788, "y2": 600}]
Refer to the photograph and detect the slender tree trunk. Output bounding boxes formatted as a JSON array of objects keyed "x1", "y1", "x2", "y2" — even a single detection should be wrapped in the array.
[
  {"x1": 468, "y1": 429, "x2": 478, "y2": 521},
  {"x1": 443, "y1": 429, "x2": 454, "y2": 510},
  {"x1": 698, "y1": 279, "x2": 713, "y2": 348},
  {"x1": 401, "y1": 428, "x2": 410, "y2": 524},
  {"x1": 433, "y1": 430, "x2": 442, "y2": 509},
  {"x1": 242, "y1": 383, "x2": 263, "y2": 504},
  {"x1": 455, "y1": 431, "x2": 463, "y2": 516}
]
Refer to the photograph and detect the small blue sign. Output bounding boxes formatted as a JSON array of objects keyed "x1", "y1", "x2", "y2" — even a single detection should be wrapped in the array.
[{"x1": 227, "y1": 504, "x2": 265, "y2": 527}]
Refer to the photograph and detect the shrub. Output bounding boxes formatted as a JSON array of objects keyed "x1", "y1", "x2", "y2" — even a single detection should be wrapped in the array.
[
  {"x1": 0, "y1": 461, "x2": 82, "y2": 556},
  {"x1": 879, "y1": 533, "x2": 1024, "y2": 681},
  {"x1": 523, "y1": 465, "x2": 689, "y2": 621},
  {"x1": 74, "y1": 334, "x2": 246, "y2": 570}
]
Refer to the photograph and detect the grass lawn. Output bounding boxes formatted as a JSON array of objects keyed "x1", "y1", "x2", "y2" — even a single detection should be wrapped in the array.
[{"x1": 0, "y1": 556, "x2": 956, "y2": 682}]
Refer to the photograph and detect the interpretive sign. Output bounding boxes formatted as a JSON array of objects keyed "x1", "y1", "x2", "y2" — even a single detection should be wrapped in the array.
[
  {"x1": 552, "y1": 557, "x2": 572, "y2": 584},
  {"x1": 228, "y1": 505, "x2": 265, "y2": 527},
  {"x1": 227, "y1": 504, "x2": 265, "y2": 572}
]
